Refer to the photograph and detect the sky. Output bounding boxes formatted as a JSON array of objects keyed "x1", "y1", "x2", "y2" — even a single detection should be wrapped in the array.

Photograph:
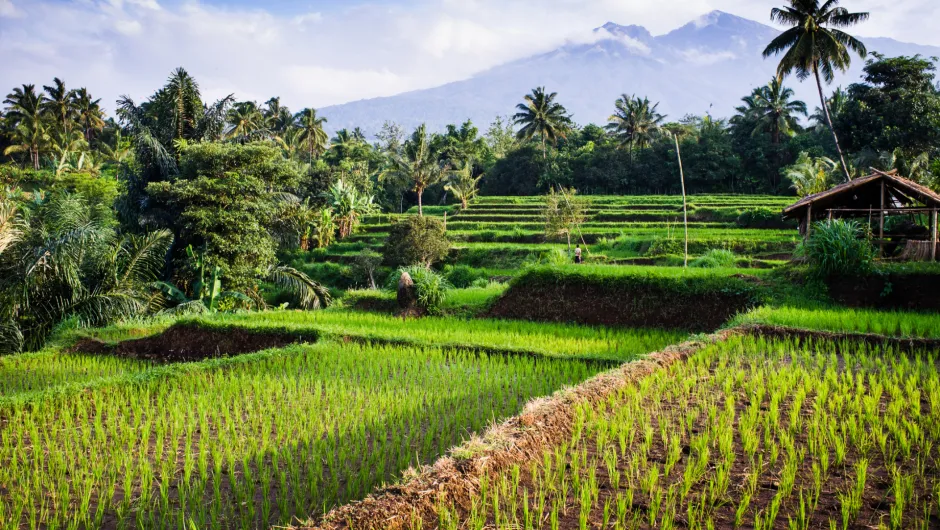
[{"x1": 1, "y1": 0, "x2": 938, "y2": 114}]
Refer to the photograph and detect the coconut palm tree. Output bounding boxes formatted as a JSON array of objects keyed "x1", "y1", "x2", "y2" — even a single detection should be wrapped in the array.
[
  {"x1": 606, "y1": 94, "x2": 665, "y2": 155},
  {"x1": 512, "y1": 87, "x2": 572, "y2": 158},
  {"x1": 740, "y1": 79, "x2": 807, "y2": 143},
  {"x1": 786, "y1": 152, "x2": 838, "y2": 196},
  {"x1": 73, "y1": 88, "x2": 106, "y2": 142},
  {"x1": 3, "y1": 84, "x2": 48, "y2": 169},
  {"x1": 763, "y1": 0, "x2": 869, "y2": 182},
  {"x1": 226, "y1": 101, "x2": 265, "y2": 141},
  {"x1": 263, "y1": 97, "x2": 293, "y2": 137},
  {"x1": 294, "y1": 108, "x2": 328, "y2": 162},
  {"x1": 41, "y1": 77, "x2": 77, "y2": 136},
  {"x1": 383, "y1": 124, "x2": 448, "y2": 216}
]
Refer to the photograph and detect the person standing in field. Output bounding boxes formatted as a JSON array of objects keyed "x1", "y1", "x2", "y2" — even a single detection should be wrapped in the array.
[{"x1": 574, "y1": 245, "x2": 582, "y2": 264}]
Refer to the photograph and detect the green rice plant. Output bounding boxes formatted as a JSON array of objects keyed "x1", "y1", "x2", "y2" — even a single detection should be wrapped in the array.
[
  {"x1": 0, "y1": 340, "x2": 603, "y2": 528},
  {"x1": 733, "y1": 306, "x2": 940, "y2": 339},
  {"x1": 428, "y1": 334, "x2": 940, "y2": 529}
]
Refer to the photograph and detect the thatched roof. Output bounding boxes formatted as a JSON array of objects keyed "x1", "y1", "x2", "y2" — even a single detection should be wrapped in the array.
[{"x1": 782, "y1": 169, "x2": 940, "y2": 220}]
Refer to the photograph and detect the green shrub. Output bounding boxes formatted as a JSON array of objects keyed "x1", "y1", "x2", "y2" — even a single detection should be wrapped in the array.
[
  {"x1": 801, "y1": 219, "x2": 875, "y2": 278},
  {"x1": 690, "y1": 249, "x2": 738, "y2": 269},
  {"x1": 443, "y1": 264, "x2": 489, "y2": 288},
  {"x1": 540, "y1": 248, "x2": 572, "y2": 266},
  {"x1": 382, "y1": 216, "x2": 451, "y2": 267},
  {"x1": 645, "y1": 236, "x2": 683, "y2": 257},
  {"x1": 736, "y1": 208, "x2": 787, "y2": 229}
]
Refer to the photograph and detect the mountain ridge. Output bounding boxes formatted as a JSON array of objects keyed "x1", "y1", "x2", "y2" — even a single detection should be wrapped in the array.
[{"x1": 319, "y1": 11, "x2": 940, "y2": 136}]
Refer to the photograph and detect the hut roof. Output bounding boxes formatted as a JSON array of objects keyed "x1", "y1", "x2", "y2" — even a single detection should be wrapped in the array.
[{"x1": 782, "y1": 169, "x2": 940, "y2": 220}]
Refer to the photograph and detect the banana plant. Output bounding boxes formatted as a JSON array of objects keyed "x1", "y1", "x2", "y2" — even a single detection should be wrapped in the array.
[{"x1": 186, "y1": 244, "x2": 222, "y2": 310}]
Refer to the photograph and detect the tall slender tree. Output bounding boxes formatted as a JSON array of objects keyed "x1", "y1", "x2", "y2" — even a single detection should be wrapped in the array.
[
  {"x1": 512, "y1": 87, "x2": 572, "y2": 158},
  {"x1": 763, "y1": 0, "x2": 869, "y2": 181}
]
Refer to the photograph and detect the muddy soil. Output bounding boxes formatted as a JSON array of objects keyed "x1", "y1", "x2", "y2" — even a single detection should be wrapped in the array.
[{"x1": 73, "y1": 323, "x2": 310, "y2": 362}]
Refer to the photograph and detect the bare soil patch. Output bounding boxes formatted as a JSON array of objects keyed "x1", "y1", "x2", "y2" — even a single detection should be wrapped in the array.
[{"x1": 72, "y1": 323, "x2": 311, "y2": 362}]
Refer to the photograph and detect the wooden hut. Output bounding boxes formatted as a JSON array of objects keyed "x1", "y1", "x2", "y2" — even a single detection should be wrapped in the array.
[{"x1": 782, "y1": 169, "x2": 940, "y2": 261}]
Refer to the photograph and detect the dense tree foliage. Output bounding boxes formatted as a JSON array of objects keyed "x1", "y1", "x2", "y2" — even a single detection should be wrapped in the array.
[{"x1": 3, "y1": 35, "x2": 940, "y2": 348}]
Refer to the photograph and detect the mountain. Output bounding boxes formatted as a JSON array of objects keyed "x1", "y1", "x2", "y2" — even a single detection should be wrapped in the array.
[{"x1": 319, "y1": 11, "x2": 940, "y2": 136}]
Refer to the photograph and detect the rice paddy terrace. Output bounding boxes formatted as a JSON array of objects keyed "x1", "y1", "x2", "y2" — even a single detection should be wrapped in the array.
[
  {"x1": 2, "y1": 194, "x2": 939, "y2": 530},
  {"x1": 317, "y1": 195, "x2": 800, "y2": 269}
]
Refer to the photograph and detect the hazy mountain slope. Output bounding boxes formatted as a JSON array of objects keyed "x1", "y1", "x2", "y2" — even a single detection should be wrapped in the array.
[{"x1": 320, "y1": 11, "x2": 940, "y2": 136}]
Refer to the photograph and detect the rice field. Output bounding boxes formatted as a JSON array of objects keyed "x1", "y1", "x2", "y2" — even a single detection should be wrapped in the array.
[
  {"x1": 0, "y1": 339, "x2": 607, "y2": 529},
  {"x1": 735, "y1": 306, "x2": 940, "y2": 339},
  {"x1": 312, "y1": 195, "x2": 799, "y2": 271},
  {"x1": 0, "y1": 350, "x2": 152, "y2": 400},
  {"x1": 176, "y1": 311, "x2": 687, "y2": 362},
  {"x1": 429, "y1": 334, "x2": 940, "y2": 529}
]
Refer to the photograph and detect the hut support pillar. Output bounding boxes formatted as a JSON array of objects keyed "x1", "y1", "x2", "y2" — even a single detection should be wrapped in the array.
[
  {"x1": 879, "y1": 181, "x2": 886, "y2": 257},
  {"x1": 805, "y1": 204, "x2": 812, "y2": 241},
  {"x1": 932, "y1": 209, "x2": 938, "y2": 262}
]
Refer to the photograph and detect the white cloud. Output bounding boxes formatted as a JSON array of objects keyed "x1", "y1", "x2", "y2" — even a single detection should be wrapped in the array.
[
  {"x1": 679, "y1": 48, "x2": 737, "y2": 65},
  {"x1": 0, "y1": 0, "x2": 937, "y2": 120},
  {"x1": 0, "y1": 0, "x2": 23, "y2": 18},
  {"x1": 114, "y1": 19, "x2": 142, "y2": 35}
]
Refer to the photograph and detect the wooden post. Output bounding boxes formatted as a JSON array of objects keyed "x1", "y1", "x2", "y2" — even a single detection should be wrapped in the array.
[
  {"x1": 879, "y1": 180, "x2": 885, "y2": 257},
  {"x1": 932, "y1": 209, "x2": 938, "y2": 262},
  {"x1": 805, "y1": 204, "x2": 812, "y2": 241},
  {"x1": 674, "y1": 133, "x2": 689, "y2": 267}
]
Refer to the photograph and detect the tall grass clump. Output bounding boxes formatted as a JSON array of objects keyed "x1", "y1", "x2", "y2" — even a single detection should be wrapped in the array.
[
  {"x1": 690, "y1": 249, "x2": 738, "y2": 269},
  {"x1": 801, "y1": 219, "x2": 875, "y2": 278}
]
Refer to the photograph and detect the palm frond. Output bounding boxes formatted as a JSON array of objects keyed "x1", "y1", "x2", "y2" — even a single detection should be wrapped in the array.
[{"x1": 268, "y1": 265, "x2": 331, "y2": 310}]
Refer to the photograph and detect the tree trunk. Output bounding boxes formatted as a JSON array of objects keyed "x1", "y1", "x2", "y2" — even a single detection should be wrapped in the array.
[
  {"x1": 31, "y1": 147, "x2": 39, "y2": 170},
  {"x1": 814, "y1": 64, "x2": 852, "y2": 182},
  {"x1": 417, "y1": 187, "x2": 424, "y2": 216}
]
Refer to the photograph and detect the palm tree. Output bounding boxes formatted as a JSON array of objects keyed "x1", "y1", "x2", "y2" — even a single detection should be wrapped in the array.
[
  {"x1": 0, "y1": 193, "x2": 173, "y2": 352},
  {"x1": 445, "y1": 160, "x2": 483, "y2": 210},
  {"x1": 741, "y1": 79, "x2": 807, "y2": 143},
  {"x1": 41, "y1": 77, "x2": 77, "y2": 136},
  {"x1": 226, "y1": 101, "x2": 264, "y2": 141},
  {"x1": 512, "y1": 87, "x2": 572, "y2": 158},
  {"x1": 73, "y1": 88, "x2": 106, "y2": 142},
  {"x1": 294, "y1": 108, "x2": 328, "y2": 162},
  {"x1": 810, "y1": 86, "x2": 847, "y2": 132},
  {"x1": 263, "y1": 97, "x2": 293, "y2": 137},
  {"x1": 786, "y1": 152, "x2": 838, "y2": 196},
  {"x1": 606, "y1": 94, "x2": 665, "y2": 155},
  {"x1": 763, "y1": 0, "x2": 869, "y2": 181},
  {"x1": 383, "y1": 124, "x2": 448, "y2": 216},
  {"x1": 3, "y1": 84, "x2": 48, "y2": 169}
]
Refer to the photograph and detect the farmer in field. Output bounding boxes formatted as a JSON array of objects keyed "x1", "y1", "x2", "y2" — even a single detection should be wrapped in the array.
[{"x1": 574, "y1": 245, "x2": 583, "y2": 264}]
